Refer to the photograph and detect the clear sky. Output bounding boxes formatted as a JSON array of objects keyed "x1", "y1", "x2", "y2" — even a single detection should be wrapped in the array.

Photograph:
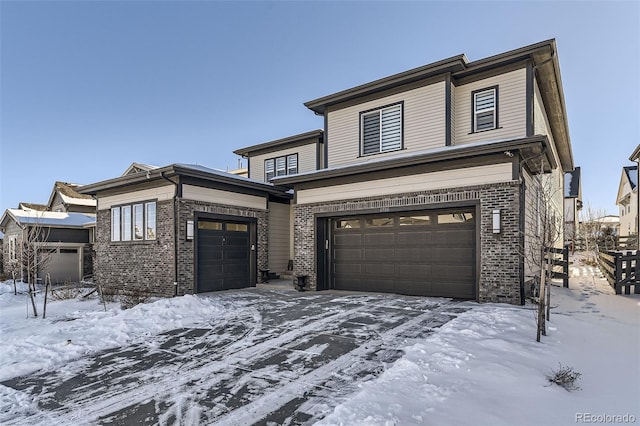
[{"x1": 1, "y1": 1, "x2": 638, "y2": 216}]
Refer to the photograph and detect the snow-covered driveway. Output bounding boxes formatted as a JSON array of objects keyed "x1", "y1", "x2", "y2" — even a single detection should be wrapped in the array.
[{"x1": 2, "y1": 289, "x2": 468, "y2": 425}]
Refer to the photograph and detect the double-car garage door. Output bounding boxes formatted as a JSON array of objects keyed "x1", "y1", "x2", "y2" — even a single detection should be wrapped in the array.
[{"x1": 331, "y1": 208, "x2": 476, "y2": 299}]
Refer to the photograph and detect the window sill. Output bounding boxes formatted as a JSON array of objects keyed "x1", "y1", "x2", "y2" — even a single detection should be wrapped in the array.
[
  {"x1": 108, "y1": 240, "x2": 157, "y2": 245},
  {"x1": 358, "y1": 147, "x2": 406, "y2": 159},
  {"x1": 468, "y1": 126, "x2": 502, "y2": 135}
]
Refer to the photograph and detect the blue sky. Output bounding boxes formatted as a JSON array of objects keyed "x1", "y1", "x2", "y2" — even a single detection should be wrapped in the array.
[{"x1": 1, "y1": 1, "x2": 638, "y2": 216}]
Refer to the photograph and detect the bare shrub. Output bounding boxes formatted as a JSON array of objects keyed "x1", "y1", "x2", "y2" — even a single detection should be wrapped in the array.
[
  {"x1": 98, "y1": 286, "x2": 119, "y2": 303},
  {"x1": 120, "y1": 287, "x2": 151, "y2": 310},
  {"x1": 548, "y1": 364, "x2": 582, "y2": 391},
  {"x1": 50, "y1": 284, "x2": 83, "y2": 301}
]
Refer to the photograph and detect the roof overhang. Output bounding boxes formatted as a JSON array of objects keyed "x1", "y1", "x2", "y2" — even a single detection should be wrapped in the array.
[
  {"x1": 630, "y1": 144, "x2": 640, "y2": 162},
  {"x1": 274, "y1": 136, "x2": 555, "y2": 186},
  {"x1": 79, "y1": 164, "x2": 292, "y2": 198},
  {"x1": 233, "y1": 129, "x2": 324, "y2": 157}
]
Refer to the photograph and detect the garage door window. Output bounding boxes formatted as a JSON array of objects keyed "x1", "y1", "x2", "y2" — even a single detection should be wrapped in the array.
[
  {"x1": 399, "y1": 215, "x2": 431, "y2": 226},
  {"x1": 226, "y1": 223, "x2": 248, "y2": 232},
  {"x1": 198, "y1": 221, "x2": 222, "y2": 230},
  {"x1": 336, "y1": 219, "x2": 360, "y2": 229},
  {"x1": 365, "y1": 217, "x2": 393, "y2": 227},
  {"x1": 438, "y1": 212, "x2": 474, "y2": 224}
]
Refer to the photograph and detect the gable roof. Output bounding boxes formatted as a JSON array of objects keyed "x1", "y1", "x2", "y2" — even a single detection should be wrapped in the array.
[
  {"x1": 617, "y1": 165, "x2": 638, "y2": 204},
  {"x1": 79, "y1": 163, "x2": 292, "y2": 198},
  {"x1": 47, "y1": 181, "x2": 96, "y2": 209},
  {"x1": 18, "y1": 202, "x2": 48, "y2": 211},
  {"x1": 233, "y1": 129, "x2": 323, "y2": 157},
  {"x1": 0, "y1": 209, "x2": 96, "y2": 231},
  {"x1": 122, "y1": 162, "x2": 160, "y2": 176},
  {"x1": 304, "y1": 39, "x2": 573, "y2": 172},
  {"x1": 630, "y1": 144, "x2": 640, "y2": 162},
  {"x1": 564, "y1": 167, "x2": 581, "y2": 198}
]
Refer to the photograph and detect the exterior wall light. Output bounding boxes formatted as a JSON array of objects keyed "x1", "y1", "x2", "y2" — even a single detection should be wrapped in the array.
[
  {"x1": 186, "y1": 220, "x2": 194, "y2": 240},
  {"x1": 492, "y1": 209, "x2": 501, "y2": 234}
]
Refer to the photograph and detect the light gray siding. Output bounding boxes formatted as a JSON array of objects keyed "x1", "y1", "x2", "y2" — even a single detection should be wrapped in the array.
[
  {"x1": 249, "y1": 143, "x2": 318, "y2": 182},
  {"x1": 450, "y1": 80, "x2": 456, "y2": 145},
  {"x1": 326, "y1": 80, "x2": 446, "y2": 168},
  {"x1": 454, "y1": 67, "x2": 527, "y2": 145},
  {"x1": 268, "y1": 201, "x2": 291, "y2": 272}
]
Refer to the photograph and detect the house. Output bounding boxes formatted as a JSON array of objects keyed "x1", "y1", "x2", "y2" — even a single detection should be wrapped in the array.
[
  {"x1": 79, "y1": 163, "x2": 292, "y2": 296},
  {"x1": 564, "y1": 167, "x2": 582, "y2": 243},
  {"x1": 629, "y1": 145, "x2": 640, "y2": 249},
  {"x1": 273, "y1": 39, "x2": 573, "y2": 304},
  {"x1": 0, "y1": 181, "x2": 97, "y2": 284},
  {"x1": 81, "y1": 39, "x2": 573, "y2": 305},
  {"x1": 0, "y1": 209, "x2": 95, "y2": 284},
  {"x1": 616, "y1": 165, "x2": 638, "y2": 237}
]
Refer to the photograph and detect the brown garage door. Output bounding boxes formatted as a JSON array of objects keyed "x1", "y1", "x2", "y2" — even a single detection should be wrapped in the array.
[{"x1": 331, "y1": 208, "x2": 476, "y2": 299}]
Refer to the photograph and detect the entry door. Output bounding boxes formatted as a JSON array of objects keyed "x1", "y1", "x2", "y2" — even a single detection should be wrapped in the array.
[{"x1": 197, "y1": 219, "x2": 251, "y2": 293}]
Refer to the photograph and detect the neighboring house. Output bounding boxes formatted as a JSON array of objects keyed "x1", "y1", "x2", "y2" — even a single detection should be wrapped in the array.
[
  {"x1": 0, "y1": 209, "x2": 95, "y2": 284},
  {"x1": 628, "y1": 145, "x2": 640, "y2": 250},
  {"x1": 47, "y1": 181, "x2": 97, "y2": 214},
  {"x1": 273, "y1": 39, "x2": 572, "y2": 305},
  {"x1": 81, "y1": 39, "x2": 573, "y2": 306},
  {"x1": 0, "y1": 181, "x2": 97, "y2": 284},
  {"x1": 79, "y1": 163, "x2": 291, "y2": 296},
  {"x1": 616, "y1": 165, "x2": 638, "y2": 237},
  {"x1": 564, "y1": 167, "x2": 582, "y2": 243}
]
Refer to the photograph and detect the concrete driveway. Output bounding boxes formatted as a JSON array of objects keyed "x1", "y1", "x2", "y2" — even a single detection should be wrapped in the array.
[{"x1": 3, "y1": 286, "x2": 469, "y2": 425}]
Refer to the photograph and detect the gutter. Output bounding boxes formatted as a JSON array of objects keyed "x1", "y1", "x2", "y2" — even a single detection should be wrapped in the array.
[{"x1": 160, "y1": 172, "x2": 180, "y2": 297}]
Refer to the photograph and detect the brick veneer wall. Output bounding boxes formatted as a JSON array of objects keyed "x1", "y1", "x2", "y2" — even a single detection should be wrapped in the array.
[
  {"x1": 175, "y1": 199, "x2": 268, "y2": 295},
  {"x1": 94, "y1": 200, "x2": 176, "y2": 296},
  {"x1": 294, "y1": 181, "x2": 523, "y2": 304}
]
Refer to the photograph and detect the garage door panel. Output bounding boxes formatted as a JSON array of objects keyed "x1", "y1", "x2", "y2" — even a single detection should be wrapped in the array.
[
  {"x1": 432, "y1": 229, "x2": 474, "y2": 245},
  {"x1": 397, "y1": 231, "x2": 433, "y2": 245},
  {"x1": 332, "y1": 208, "x2": 476, "y2": 299},
  {"x1": 395, "y1": 263, "x2": 432, "y2": 277},
  {"x1": 334, "y1": 234, "x2": 362, "y2": 246},
  {"x1": 364, "y1": 233, "x2": 395, "y2": 245},
  {"x1": 334, "y1": 263, "x2": 362, "y2": 274},
  {"x1": 363, "y1": 262, "x2": 396, "y2": 275},
  {"x1": 334, "y1": 248, "x2": 362, "y2": 261},
  {"x1": 364, "y1": 248, "x2": 395, "y2": 261},
  {"x1": 395, "y1": 248, "x2": 433, "y2": 262},
  {"x1": 225, "y1": 236, "x2": 249, "y2": 246}
]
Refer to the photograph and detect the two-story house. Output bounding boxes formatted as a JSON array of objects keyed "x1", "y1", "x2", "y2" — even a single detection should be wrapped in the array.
[
  {"x1": 80, "y1": 39, "x2": 574, "y2": 305},
  {"x1": 272, "y1": 39, "x2": 573, "y2": 304},
  {"x1": 617, "y1": 165, "x2": 638, "y2": 238}
]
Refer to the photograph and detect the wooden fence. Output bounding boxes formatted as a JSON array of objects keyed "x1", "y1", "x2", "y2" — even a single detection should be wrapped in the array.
[
  {"x1": 597, "y1": 250, "x2": 640, "y2": 295},
  {"x1": 546, "y1": 246, "x2": 569, "y2": 288}
]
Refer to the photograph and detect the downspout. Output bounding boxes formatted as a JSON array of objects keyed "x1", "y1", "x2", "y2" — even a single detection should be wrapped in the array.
[{"x1": 161, "y1": 172, "x2": 179, "y2": 297}]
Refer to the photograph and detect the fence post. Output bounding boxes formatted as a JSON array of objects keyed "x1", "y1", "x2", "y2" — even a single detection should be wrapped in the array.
[
  {"x1": 563, "y1": 245, "x2": 569, "y2": 288},
  {"x1": 614, "y1": 253, "x2": 622, "y2": 295}
]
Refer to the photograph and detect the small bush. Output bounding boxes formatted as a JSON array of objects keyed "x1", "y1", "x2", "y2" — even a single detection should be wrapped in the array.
[
  {"x1": 120, "y1": 287, "x2": 151, "y2": 309},
  {"x1": 50, "y1": 285, "x2": 83, "y2": 301},
  {"x1": 548, "y1": 364, "x2": 582, "y2": 391},
  {"x1": 99, "y1": 286, "x2": 119, "y2": 303}
]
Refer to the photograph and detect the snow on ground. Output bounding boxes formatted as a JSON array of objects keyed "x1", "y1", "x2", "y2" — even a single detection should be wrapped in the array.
[
  {"x1": 0, "y1": 254, "x2": 638, "y2": 425},
  {"x1": 0, "y1": 281, "x2": 228, "y2": 382},
  {"x1": 319, "y1": 255, "x2": 640, "y2": 426}
]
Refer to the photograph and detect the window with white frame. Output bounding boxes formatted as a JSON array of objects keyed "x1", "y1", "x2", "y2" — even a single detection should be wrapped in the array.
[
  {"x1": 361, "y1": 103, "x2": 402, "y2": 156},
  {"x1": 264, "y1": 154, "x2": 298, "y2": 181},
  {"x1": 111, "y1": 201, "x2": 156, "y2": 242},
  {"x1": 473, "y1": 87, "x2": 498, "y2": 132}
]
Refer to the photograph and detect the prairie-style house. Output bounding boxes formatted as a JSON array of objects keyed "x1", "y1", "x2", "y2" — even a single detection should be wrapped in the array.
[{"x1": 81, "y1": 39, "x2": 575, "y2": 305}]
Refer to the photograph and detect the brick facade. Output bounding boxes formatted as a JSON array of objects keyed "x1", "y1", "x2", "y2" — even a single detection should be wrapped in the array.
[
  {"x1": 95, "y1": 200, "x2": 176, "y2": 296},
  {"x1": 294, "y1": 181, "x2": 523, "y2": 305},
  {"x1": 94, "y1": 198, "x2": 269, "y2": 297},
  {"x1": 175, "y1": 198, "x2": 268, "y2": 295}
]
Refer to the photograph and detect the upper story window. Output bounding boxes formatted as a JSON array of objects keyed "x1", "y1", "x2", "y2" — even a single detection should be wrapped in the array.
[
  {"x1": 111, "y1": 201, "x2": 156, "y2": 242},
  {"x1": 361, "y1": 103, "x2": 403, "y2": 156},
  {"x1": 265, "y1": 154, "x2": 298, "y2": 181},
  {"x1": 472, "y1": 86, "x2": 498, "y2": 132}
]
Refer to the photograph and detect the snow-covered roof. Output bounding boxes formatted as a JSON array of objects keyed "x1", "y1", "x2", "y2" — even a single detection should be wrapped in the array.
[
  {"x1": 48, "y1": 181, "x2": 96, "y2": 209},
  {"x1": 1, "y1": 209, "x2": 96, "y2": 229},
  {"x1": 122, "y1": 162, "x2": 160, "y2": 177}
]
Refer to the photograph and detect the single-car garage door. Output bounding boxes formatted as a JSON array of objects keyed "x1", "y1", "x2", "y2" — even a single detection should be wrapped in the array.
[
  {"x1": 41, "y1": 247, "x2": 81, "y2": 284},
  {"x1": 197, "y1": 218, "x2": 252, "y2": 293},
  {"x1": 331, "y1": 208, "x2": 476, "y2": 299}
]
